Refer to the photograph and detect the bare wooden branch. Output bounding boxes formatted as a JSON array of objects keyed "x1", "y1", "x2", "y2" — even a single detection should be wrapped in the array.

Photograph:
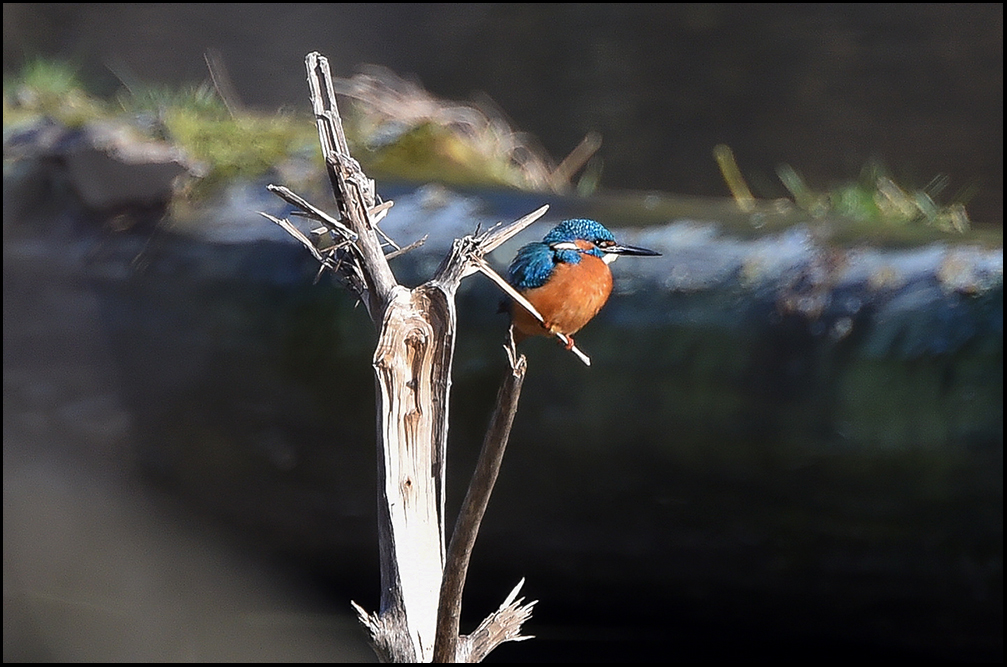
[
  {"x1": 266, "y1": 183, "x2": 358, "y2": 242},
  {"x1": 264, "y1": 51, "x2": 550, "y2": 663},
  {"x1": 457, "y1": 578, "x2": 537, "y2": 663},
  {"x1": 364, "y1": 284, "x2": 454, "y2": 661},
  {"x1": 385, "y1": 235, "x2": 428, "y2": 261},
  {"x1": 306, "y1": 52, "x2": 397, "y2": 317},
  {"x1": 472, "y1": 258, "x2": 591, "y2": 366},
  {"x1": 433, "y1": 339, "x2": 528, "y2": 662}
]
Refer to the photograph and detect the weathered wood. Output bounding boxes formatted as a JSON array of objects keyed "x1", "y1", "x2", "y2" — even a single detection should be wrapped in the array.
[
  {"x1": 306, "y1": 52, "x2": 397, "y2": 318},
  {"x1": 455, "y1": 578, "x2": 536, "y2": 663},
  {"x1": 368, "y1": 285, "x2": 453, "y2": 661},
  {"x1": 265, "y1": 52, "x2": 549, "y2": 662}
]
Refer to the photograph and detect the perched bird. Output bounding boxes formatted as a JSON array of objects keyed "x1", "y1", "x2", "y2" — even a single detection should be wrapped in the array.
[{"x1": 506, "y1": 218, "x2": 660, "y2": 346}]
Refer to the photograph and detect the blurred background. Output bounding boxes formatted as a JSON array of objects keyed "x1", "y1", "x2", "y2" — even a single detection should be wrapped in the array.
[
  {"x1": 3, "y1": 3, "x2": 1003, "y2": 223},
  {"x1": 3, "y1": 3, "x2": 1003, "y2": 662}
]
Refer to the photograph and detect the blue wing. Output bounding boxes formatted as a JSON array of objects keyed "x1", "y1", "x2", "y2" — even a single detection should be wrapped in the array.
[{"x1": 507, "y1": 242, "x2": 556, "y2": 290}]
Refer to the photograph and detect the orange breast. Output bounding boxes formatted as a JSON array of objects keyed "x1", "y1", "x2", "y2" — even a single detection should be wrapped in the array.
[{"x1": 511, "y1": 254, "x2": 613, "y2": 341}]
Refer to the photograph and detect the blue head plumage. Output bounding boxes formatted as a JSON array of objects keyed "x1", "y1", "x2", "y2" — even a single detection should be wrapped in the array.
[
  {"x1": 507, "y1": 219, "x2": 618, "y2": 289},
  {"x1": 542, "y1": 219, "x2": 616, "y2": 249}
]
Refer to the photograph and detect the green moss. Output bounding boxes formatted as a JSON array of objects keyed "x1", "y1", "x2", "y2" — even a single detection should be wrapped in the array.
[
  {"x1": 717, "y1": 145, "x2": 975, "y2": 233},
  {"x1": 117, "y1": 81, "x2": 229, "y2": 119},
  {"x1": 778, "y1": 160, "x2": 972, "y2": 232},
  {"x1": 163, "y1": 106, "x2": 317, "y2": 191},
  {"x1": 4, "y1": 59, "x2": 321, "y2": 198},
  {"x1": 2, "y1": 59, "x2": 992, "y2": 231},
  {"x1": 3, "y1": 58, "x2": 107, "y2": 127},
  {"x1": 112, "y1": 80, "x2": 320, "y2": 192},
  {"x1": 359, "y1": 121, "x2": 534, "y2": 190}
]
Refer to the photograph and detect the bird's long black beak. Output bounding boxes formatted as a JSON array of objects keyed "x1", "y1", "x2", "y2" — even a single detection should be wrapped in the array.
[{"x1": 605, "y1": 243, "x2": 661, "y2": 257}]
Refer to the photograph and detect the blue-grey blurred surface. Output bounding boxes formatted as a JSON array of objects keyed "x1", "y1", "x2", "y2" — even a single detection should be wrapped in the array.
[{"x1": 4, "y1": 173, "x2": 1001, "y2": 661}]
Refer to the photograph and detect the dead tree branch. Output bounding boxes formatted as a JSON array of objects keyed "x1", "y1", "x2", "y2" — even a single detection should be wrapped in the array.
[
  {"x1": 306, "y1": 52, "x2": 398, "y2": 318},
  {"x1": 433, "y1": 336, "x2": 531, "y2": 662},
  {"x1": 260, "y1": 52, "x2": 549, "y2": 662}
]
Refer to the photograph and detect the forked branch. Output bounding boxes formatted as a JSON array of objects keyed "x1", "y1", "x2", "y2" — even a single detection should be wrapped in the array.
[
  {"x1": 262, "y1": 51, "x2": 548, "y2": 663},
  {"x1": 433, "y1": 338, "x2": 533, "y2": 662}
]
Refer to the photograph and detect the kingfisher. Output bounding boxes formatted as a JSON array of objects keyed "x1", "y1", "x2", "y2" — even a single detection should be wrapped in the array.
[{"x1": 505, "y1": 218, "x2": 660, "y2": 347}]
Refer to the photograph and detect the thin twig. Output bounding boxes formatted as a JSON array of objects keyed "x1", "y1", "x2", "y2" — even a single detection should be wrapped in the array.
[
  {"x1": 472, "y1": 205, "x2": 550, "y2": 258},
  {"x1": 203, "y1": 48, "x2": 243, "y2": 117},
  {"x1": 369, "y1": 200, "x2": 395, "y2": 229},
  {"x1": 384, "y1": 235, "x2": 428, "y2": 261},
  {"x1": 258, "y1": 211, "x2": 329, "y2": 264},
  {"x1": 472, "y1": 257, "x2": 591, "y2": 366},
  {"x1": 267, "y1": 183, "x2": 358, "y2": 242},
  {"x1": 549, "y1": 131, "x2": 601, "y2": 192}
]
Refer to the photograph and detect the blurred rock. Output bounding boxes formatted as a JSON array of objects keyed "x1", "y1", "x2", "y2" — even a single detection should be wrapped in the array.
[{"x1": 5, "y1": 117, "x2": 197, "y2": 211}]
